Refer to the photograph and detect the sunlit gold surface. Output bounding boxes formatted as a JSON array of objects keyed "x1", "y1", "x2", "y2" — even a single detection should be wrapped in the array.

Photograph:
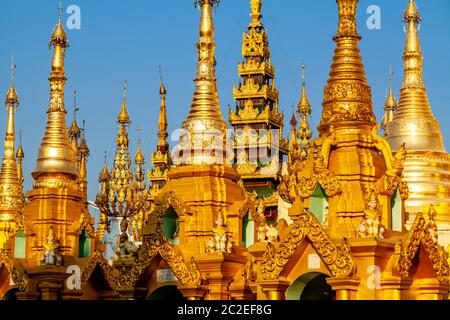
[
  {"x1": 148, "y1": 80, "x2": 171, "y2": 201},
  {"x1": 381, "y1": 69, "x2": 398, "y2": 137},
  {"x1": 384, "y1": 0, "x2": 450, "y2": 242},
  {"x1": 0, "y1": 72, "x2": 23, "y2": 248},
  {"x1": 179, "y1": 0, "x2": 227, "y2": 166},
  {"x1": 32, "y1": 17, "x2": 78, "y2": 180},
  {"x1": 21, "y1": 8, "x2": 94, "y2": 268}
]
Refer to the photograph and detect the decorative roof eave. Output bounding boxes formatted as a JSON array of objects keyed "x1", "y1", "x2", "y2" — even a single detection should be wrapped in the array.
[
  {"x1": 394, "y1": 211, "x2": 450, "y2": 284},
  {"x1": 80, "y1": 251, "x2": 120, "y2": 291},
  {"x1": 261, "y1": 208, "x2": 355, "y2": 280},
  {"x1": 237, "y1": 60, "x2": 275, "y2": 78},
  {"x1": 242, "y1": 28, "x2": 269, "y2": 58},
  {"x1": 233, "y1": 84, "x2": 278, "y2": 102},
  {"x1": 116, "y1": 231, "x2": 202, "y2": 289},
  {"x1": 0, "y1": 249, "x2": 28, "y2": 292},
  {"x1": 228, "y1": 107, "x2": 284, "y2": 127}
]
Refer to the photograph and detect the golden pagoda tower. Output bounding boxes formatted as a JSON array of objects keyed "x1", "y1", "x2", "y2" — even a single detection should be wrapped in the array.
[
  {"x1": 288, "y1": 113, "x2": 297, "y2": 165},
  {"x1": 297, "y1": 64, "x2": 313, "y2": 162},
  {"x1": 381, "y1": 68, "x2": 398, "y2": 137},
  {"x1": 148, "y1": 74, "x2": 172, "y2": 202},
  {"x1": 230, "y1": 0, "x2": 287, "y2": 192},
  {"x1": 385, "y1": 0, "x2": 450, "y2": 245},
  {"x1": 78, "y1": 122, "x2": 90, "y2": 202},
  {"x1": 0, "y1": 58, "x2": 23, "y2": 249},
  {"x1": 159, "y1": 0, "x2": 247, "y2": 300},
  {"x1": 315, "y1": 0, "x2": 384, "y2": 237},
  {"x1": 16, "y1": 131, "x2": 25, "y2": 186},
  {"x1": 68, "y1": 91, "x2": 81, "y2": 170},
  {"x1": 96, "y1": 81, "x2": 147, "y2": 249},
  {"x1": 22, "y1": 2, "x2": 93, "y2": 267},
  {"x1": 251, "y1": 0, "x2": 449, "y2": 301}
]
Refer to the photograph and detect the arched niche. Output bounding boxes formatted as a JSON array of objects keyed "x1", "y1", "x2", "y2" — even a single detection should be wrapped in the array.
[
  {"x1": 13, "y1": 230, "x2": 26, "y2": 259},
  {"x1": 162, "y1": 208, "x2": 179, "y2": 245},
  {"x1": 390, "y1": 188, "x2": 402, "y2": 231},
  {"x1": 310, "y1": 185, "x2": 329, "y2": 223},
  {"x1": 78, "y1": 229, "x2": 91, "y2": 258},
  {"x1": 2, "y1": 287, "x2": 18, "y2": 300},
  {"x1": 286, "y1": 272, "x2": 334, "y2": 300},
  {"x1": 242, "y1": 212, "x2": 255, "y2": 248}
]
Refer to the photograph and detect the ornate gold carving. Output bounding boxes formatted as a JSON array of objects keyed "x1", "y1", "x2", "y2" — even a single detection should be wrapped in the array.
[
  {"x1": 233, "y1": 78, "x2": 278, "y2": 102},
  {"x1": 80, "y1": 250, "x2": 119, "y2": 290},
  {"x1": 396, "y1": 211, "x2": 450, "y2": 283},
  {"x1": 261, "y1": 208, "x2": 354, "y2": 280},
  {"x1": 281, "y1": 146, "x2": 342, "y2": 204},
  {"x1": 319, "y1": 0, "x2": 376, "y2": 132},
  {"x1": 117, "y1": 230, "x2": 201, "y2": 289},
  {"x1": 0, "y1": 249, "x2": 28, "y2": 291},
  {"x1": 242, "y1": 257, "x2": 257, "y2": 286},
  {"x1": 242, "y1": 28, "x2": 269, "y2": 58},
  {"x1": 238, "y1": 59, "x2": 274, "y2": 78},
  {"x1": 151, "y1": 192, "x2": 190, "y2": 222},
  {"x1": 74, "y1": 211, "x2": 95, "y2": 238}
]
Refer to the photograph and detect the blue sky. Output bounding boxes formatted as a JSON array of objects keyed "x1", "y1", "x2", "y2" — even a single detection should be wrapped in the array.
[{"x1": 0, "y1": 0, "x2": 449, "y2": 208}]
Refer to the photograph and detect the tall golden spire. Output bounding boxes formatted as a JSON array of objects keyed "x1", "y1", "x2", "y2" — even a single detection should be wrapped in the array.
[
  {"x1": 288, "y1": 112, "x2": 297, "y2": 165},
  {"x1": 148, "y1": 76, "x2": 172, "y2": 201},
  {"x1": 16, "y1": 130, "x2": 24, "y2": 185},
  {"x1": 69, "y1": 90, "x2": 81, "y2": 162},
  {"x1": 134, "y1": 128, "x2": 146, "y2": 192},
  {"x1": 178, "y1": 0, "x2": 227, "y2": 165},
  {"x1": 318, "y1": 0, "x2": 375, "y2": 133},
  {"x1": 96, "y1": 83, "x2": 146, "y2": 220},
  {"x1": 32, "y1": 1, "x2": 78, "y2": 180},
  {"x1": 297, "y1": 64, "x2": 312, "y2": 160},
  {"x1": 117, "y1": 81, "x2": 130, "y2": 125},
  {"x1": 381, "y1": 67, "x2": 397, "y2": 137},
  {"x1": 78, "y1": 121, "x2": 89, "y2": 195},
  {"x1": 386, "y1": 0, "x2": 445, "y2": 152},
  {"x1": 0, "y1": 58, "x2": 23, "y2": 246},
  {"x1": 157, "y1": 68, "x2": 169, "y2": 153}
]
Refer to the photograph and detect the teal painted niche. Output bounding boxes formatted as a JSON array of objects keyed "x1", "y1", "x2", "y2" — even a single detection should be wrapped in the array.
[
  {"x1": 242, "y1": 212, "x2": 255, "y2": 248},
  {"x1": 310, "y1": 185, "x2": 329, "y2": 223},
  {"x1": 163, "y1": 208, "x2": 179, "y2": 245},
  {"x1": 13, "y1": 230, "x2": 26, "y2": 259},
  {"x1": 78, "y1": 230, "x2": 91, "y2": 258},
  {"x1": 391, "y1": 188, "x2": 403, "y2": 231}
]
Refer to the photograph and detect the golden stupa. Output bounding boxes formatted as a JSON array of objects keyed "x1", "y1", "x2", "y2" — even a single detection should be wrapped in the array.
[
  {"x1": 383, "y1": 0, "x2": 450, "y2": 249},
  {"x1": 0, "y1": 0, "x2": 449, "y2": 301}
]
